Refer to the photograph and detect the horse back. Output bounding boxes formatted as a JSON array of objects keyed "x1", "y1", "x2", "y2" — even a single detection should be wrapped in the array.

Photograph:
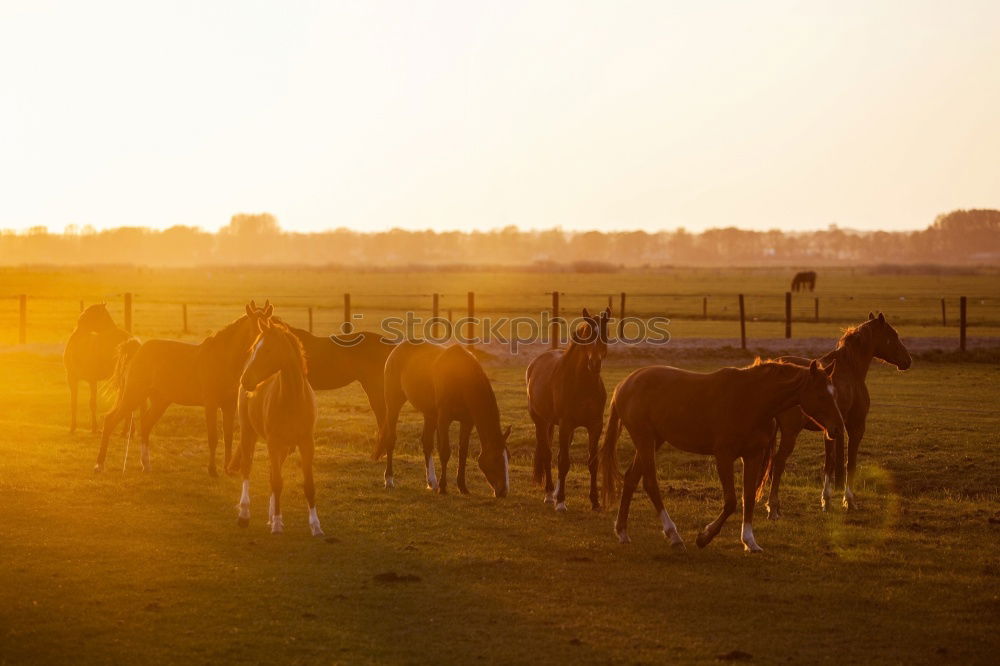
[
  {"x1": 127, "y1": 339, "x2": 206, "y2": 406},
  {"x1": 385, "y1": 341, "x2": 443, "y2": 414},
  {"x1": 432, "y1": 346, "x2": 499, "y2": 424},
  {"x1": 525, "y1": 350, "x2": 562, "y2": 421}
]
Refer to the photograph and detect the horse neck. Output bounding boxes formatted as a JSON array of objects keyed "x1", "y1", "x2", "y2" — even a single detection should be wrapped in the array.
[
  {"x1": 559, "y1": 341, "x2": 597, "y2": 383},
  {"x1": 835, "y1": 327, "x2": 876, "y2": 381},
  {"x1": 274, "y1": 338, "x2": 308, "y2": 404},
  {"x1": 749, "y1": 365, "x2": 809, "y2": 416},
  {"x1": 469, "y1": 381, "x2": 503, "y2": 452},
  {"x1": 205, "y1": 318, "x2": 254, "y2": 373}
]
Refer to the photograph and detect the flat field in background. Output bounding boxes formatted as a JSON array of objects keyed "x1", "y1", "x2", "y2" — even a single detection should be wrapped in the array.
[{"x1": 0, "y1": 267, "x2": 998, "y2": 663}]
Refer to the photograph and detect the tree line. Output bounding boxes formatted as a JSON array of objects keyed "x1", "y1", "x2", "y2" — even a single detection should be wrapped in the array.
[{"x1": 1, "y1": 209, "x2": 997, "y2": 268}]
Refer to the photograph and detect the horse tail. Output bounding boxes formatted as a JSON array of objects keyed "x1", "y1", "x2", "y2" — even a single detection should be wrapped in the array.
[
  {"x1": 599, "y1": 398, "x2": 624, "y2": 507},
  {"x1": 755, "y1": 418, "x2": 779, "y2": 502},
  {"x1": 531, "y1": 418, "x2": 549, "y2": 487},
  {"x1": 105, "y1": 338, "x2": 141, "y2": 410}
]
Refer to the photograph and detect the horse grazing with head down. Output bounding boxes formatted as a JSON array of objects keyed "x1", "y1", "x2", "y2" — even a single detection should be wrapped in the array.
[
  {"x1": 64, "y1": 303, "x2": 133, "y2": 433},
  {"x1": 229, "y1": 317, "x2": 323, "y2": 536},
  {"x1": 600, "y1": 359, "x2": 844, "y2": 552},
  {"x1": 526, "y1": 307, "x2": 609, "y2": 511},
  {"x1": 95, "y1": 301, "x2": 272, "y2": 475},
  {"x1": 763, "y1": 312, "x2": 911, "y2": 517},
  {"x1": 791, "y1": 271, "x2": 817, "y2": 292},
  {"x1": 376, "y1": 341, "x2": 511, "y2": 497}
]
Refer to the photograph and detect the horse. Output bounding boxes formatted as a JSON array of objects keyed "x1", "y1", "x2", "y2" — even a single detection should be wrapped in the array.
[
  {"x1": 526, "y1": 307, "x2": 609, "y2": 511},
  {"x1": 271, "y1": 320, "x2": 393, "y2": 433},
  {"x1": 229, "y1": 317, "x2": 323, "y2": 536},
  {"x1": 94, "y1": 301, "x2": 272, "y2": 476},
  {"x1": 376, "y1": 341, "x2": 510, "y2": 497},
  {"x1": 63, "y1": 303, "x2": 132, "y2": 433},
  {"x1": 791, "y1": 271, "x2": 817, "y2": 292},
  {"x1": 763, "y1": 312, "x2": 912, "y2": 517},
  {"x1": 599, "y1": 359, "x2": 844, "y2": 552}
]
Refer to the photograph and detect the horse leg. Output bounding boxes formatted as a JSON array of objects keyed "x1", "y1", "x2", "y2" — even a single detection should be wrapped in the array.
[
  {"x1": 88, "y1": 380, "x2": 99, "y2": 433},
  {"x1": 381, "y1": 392, "x2": 405, "y2": 489},
  {"x1": 234, "y1": 409, "x2": 257, "y2": 527},
  {"x1": 613, "y1": 454, "x2": 643, "y2": 544},
  {"x1": 435, "y1": 414, "x2": 451, "y2": 495},
  {"x1": 639, "y1": 443, "x2": 684, "y2": 548},
  {"x1": 741, "y1": 450, "x2": 765, "y2": 552},
  {"x1": 69, "y1": 378, "x2": 78, "y2": 433},
  {"x1": 531, "y1": 415, "x2": 554, "y2": 503},
  {"x1": 833, "y1": 431, "x2": 846, "y2": 493},
  {"x1": 821, "y1": 436, "x2": 836, "y2": 511},
  {"x1": 767, "y1": 423, "x2": 798, "y2": 520},
  {"x1": 456, "y1": 421, "x2": 472, "y2": 494},
  {"x1": 268, "y1": 451, "x2": 286, "y2": 534},
  {"x1": 843, "y1": 421, "x2": 865, "y2": 511},
  {"x1": 139, "y1": 397, "x2": 169, "y2": 472},
  {"x1": 696, "y1": 455, "x2": 736, "y2": 549},
  {"x1": 554, "y1": 421, "x2": 573, "y2": 512},
  {"x1": 587, "y1": 423, "x2": 602, "y2": 511},
  {"x1": 221, "y1": 402, "x2": 236, "y2": 471},
  {"x1": 360, "y1": 377, "x2": 387, "y2": 437},
  {"x1": 422, "y1": 414, "x2": 439, "y2": 491},
  {"x1": 95, "y1": 396, "x2": 138, "y2": 472},
  {"x1": 205, "y1": 404, "x2": 220, "y2": 477},
  {"x1": 301, "y1": 439, "x2": 323, "y2": 536}
]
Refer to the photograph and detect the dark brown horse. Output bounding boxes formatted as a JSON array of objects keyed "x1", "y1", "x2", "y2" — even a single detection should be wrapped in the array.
[
  {"x1": 764, "y1": 312, "x2": 911, "y2": 517},
  {"x1": 272, "y1": 320, "x2": 393, "y2": 433},
  {"x1": 64, "y1": 303, "x2": 132, "y2": 433},
  {"x1": 376, "y1": 341, "x2": 510, "y2": 497},
  {"x1": 230, "y1": 317, "x2": 323, "y2": 536},
  {"x1": 791, "y1": 271, "x2": 817, "y2": 292},
  {"x1": 600, "y1": 359, "x2": 844, "y2": 552},
  {"x1": 95, "y1": 301, "x2": 272, "y2": 475},
  {"x1": 526, "y1": 307, "x2": 609, "y2": 511}
]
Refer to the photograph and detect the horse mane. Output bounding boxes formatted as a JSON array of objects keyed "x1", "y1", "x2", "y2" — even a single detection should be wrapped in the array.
[
  {"x1": 203, "y1": 313, "x2": 251, "y2": 347},
  {"x1": 744, "y1": 357, "x2": 812, "y2": 386},
  {"x1": 835, "y1": 318, "x2": 875, "y2": 352},
  {"x1": 263, "y1": 320, "x2": 309, "y2": 376}
]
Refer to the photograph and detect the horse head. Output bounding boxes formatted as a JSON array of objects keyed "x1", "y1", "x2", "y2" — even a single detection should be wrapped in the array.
[
  {"x1": 77, "y1": 303, "x2": 116, "y2": 332},
  {"x1": 572, "y1": 307, "x2": 610, "y2": 373},
  {"x1": 798, "y1": 360, "x2": 845, "y2": 441},
  {"x1": 868, "y1": 312, "x2": 911, "y2": 370},
  {"x1": 241, "y1": 316, "x2": 303, "y2": 391},
  {"x1": 478, "y1": 424, "x2": 511, "y2": 498}
]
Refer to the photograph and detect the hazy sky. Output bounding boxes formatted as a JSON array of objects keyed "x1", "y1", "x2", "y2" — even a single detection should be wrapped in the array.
[{"x1": 2, "y1": 1, "x2": 998, "y2": 234}]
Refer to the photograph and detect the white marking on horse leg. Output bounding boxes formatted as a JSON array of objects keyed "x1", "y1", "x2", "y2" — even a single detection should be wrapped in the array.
[
  {"x1": 503, "y1": 450, "x2": 510, "y2": 492},
  {"x1": 236, "y1": 479, "x2": 250, "y2": 525},
  {"x1": 555, "y1": 501, "x2": 568, "y2": 512},
  {"x1": 553, "y1": 478, "x2": 566, "y2": 511},
  {"x1": 425, "y1": 456, "x2": 438, "y2": 490},
  {"x1": 384, "y1": 476, "x2": 395, "y2": 489},
  {"x1": 140, "y1": 443, "x2": 150, "y2": 471},
  {"x1": 843, "y1": 484, "x2": 856, "y2": 510},
  {"x1": 270, "y1": 513, "x2": 284, "y2": 534},
  {"x1": 267, "y1": 493, "x2": 275, "y2": 526},
  {"x1": 543, "y1": 491, "x2": 555, "y2": 504},
  {"x1": 741, "y1": 522, "x2": 763, "y2": 552},
  {"x1": 821, "y1": 474, "x2": 833, "y2": 511},
  {"x1": 660, "y1": 509, "x2": 684, "y2": 547},
  {"x1": 308, "y1": 505, "x2": 323, "y2": 537}
]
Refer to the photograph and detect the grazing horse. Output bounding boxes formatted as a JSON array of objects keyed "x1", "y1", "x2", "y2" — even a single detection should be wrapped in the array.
[
  {"x1": 764, "y1": 312, "x2": 912, "y2": 517},
  {"x1": 791, "y1": 271, "x2": 817, "y2": 292},
  {"x1": 230, "y1": 317, "x2": 323, "y2": 536},
  {"x1": 376, "y1": 341, "x2": 511, "y2": 497},
  {"x1": 64, "y1": 304, "x2": 132, "y2": 433},
  {"x1": 600, "y1": 359, "x2": 844, "y2": 552},
  {"x1": 95, "y1": 301, "x2": 272, "y2": 475},
  {"x1": 272, "y1": 320, "x2": 393, "y2": 432},
  {"x1": 526, "y1": 307, "x2": 610, "y2": 511}
]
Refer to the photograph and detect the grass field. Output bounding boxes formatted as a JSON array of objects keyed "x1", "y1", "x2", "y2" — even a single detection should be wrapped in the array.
[{"x1": 1, "y1": 268, "x2": 999, "y2": 664}]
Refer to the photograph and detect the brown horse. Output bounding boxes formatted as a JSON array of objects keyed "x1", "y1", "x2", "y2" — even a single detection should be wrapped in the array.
[
  {"x1": 526, "y1": 307, "x2": 609, "y2": 511},
  {"x1": 791, "y1": 271, "x2": 817, "y2": 292},
  {"x1": 64, "y1": 303, "x2": 132, "y2": 433},
  {"x1": 600, "y1": 359, "x2": 844, "y2": 552},
  {"x1": 95, "y1": 301, "x2": 272, "y2": 475},
  {"x1": 376, "y1": 341, "x2": 510, "y2": 497},
  {"x1": 230, "y1": 317, "x2": 323, "y2": 536},
  {"x1": 764, "y1": 312, "x2": 912, "y2": 517},
  {"x1": 272, "y1": 320, "x2": 393, "y2": 432}
]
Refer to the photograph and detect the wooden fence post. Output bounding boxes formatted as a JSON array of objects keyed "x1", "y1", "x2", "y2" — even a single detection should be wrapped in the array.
[
  {"x1": 432, "y1": 293, "x2": 440, "y2": 338},
  {"x1": 182, "y1": 303, "x2": 189, "y2": 333},
  {"x1": 18, "y1": 294, "x2": 26, "y2": 344},
  {"x1": 551, "y1": 291, "x2": 560, "y2": 349},
  {"x1": 343, "y1": 293, "x2": 352, "y2": 333},
  {"x1": 308, "y1": 307, "x2": 314, "y2": 334},
  {"x1": 960, "y1": 296, "x2": 967, "y2": 351},
  {"x1": 124, "y1": 292, "x2": 133, "y2": 333},
  {"x1": 738, "y1": 294, "x2": 746, "y2": 350},
  {"x1": 607, "y1": 294, "x2": 613, "y2": 317},
  {"x1": 618, "y1": 292, "x2": 626, "y2": 339},
  {"x1": 784, "y1": 291, "x2": 792, "y2": 339},
  {"x1": 467, "y1": 291, "x2": 475, "y2": 348},
  {"x1": 814, "y1": 297, "x2": 819, "y2": 322},
  {"x1": 940, "y1": 298, "x2": 946, "y2": 327}
]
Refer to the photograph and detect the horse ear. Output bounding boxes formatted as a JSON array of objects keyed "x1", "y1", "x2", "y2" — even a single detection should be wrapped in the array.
[
  {"x1": 582, "y1": 308, "x2": 590, "y2": 319},
  {"x1": 822, "y1": 359, "x2": 836, "y2": 377},
  {"x1": 502, "y1": 425, "x2": 512, "y2": 442},
  {"x1": 602, "y1": 307, "x2": 611, "y2": 320},
  {"x1": 809, "y1": 359, "x2": 820, "y2": 376},
  {"x1": 245, "y1": 303, "x2": 254, "y2": 318},
  {"x1": 264, "y1": 299, "x2": 271, "y2": 310},
  {"x1": 877, "y1": 312, "x2": 885, "y2": 322},
  {"x1": 263, "y1": 303, "x2": 274, "y2": 318},
  {"x1": 250, "y1": 299, "x2": 257, "y2": 310},
  {"x1": 868, "y1": 312, "x2": 875, "y2": 320}
]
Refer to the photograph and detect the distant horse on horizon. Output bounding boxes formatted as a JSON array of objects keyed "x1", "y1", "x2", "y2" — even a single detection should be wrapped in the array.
[
  {"x1": 94, "y1": 301, "x2": 272, "y2": 475},
  {"x1": 230, "y1": 317, "x2": 323, "y2": 536},
  {"x1": 64, "y1": 303, "x2": 132, "y2": 433},
  {"x1": 763, "y1": 312, "x2": 911, "y2": 517},
  {"x1": 376, "y1": 341, "x2": 511, "y2": 497},
  {"x1": 600, "y1": 359, "x2": 844, "y2": 552},
  {"x1": 526, "y1": 307, "x2": 610, "y2": 511},
  {"x1": 791, "y1": 271, "x2": 817, "y2": 292}
]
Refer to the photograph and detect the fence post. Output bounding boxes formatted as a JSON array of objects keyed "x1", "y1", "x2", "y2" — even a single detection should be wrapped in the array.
[
  {"x1": 940, "y1": 298, "x2": 946, "y2": 327},
  {"x1": 551, "y1": 291, "x2": 560, "y2": 349},
  {"x1": 784, "y1": 291, "x2": 792, "y2": 339},
  {"x1": 703, "y1": 296, "x2": 708, "y2": 319},
  {"x1": 182, "y1": 303, "x2": 189, "y2": 333},
  {"x1": 960, "y1": 296, "x2": 967, "y2": 351},
  {"x1": 738, "y1": 294, "x2": 747, "y2": 350},
  {"x1": 308, "y1": 307, "x2": 314, "y2": 334},
  {"x1": 618, "y1": 292, "x2": 626, "y2": 339},
  {"x1": 432, "y1": 293, "x2": 440, "y2": 338},
  {"x1": 79, "y1": 300, "x2": 84, "y2": 312},
  {"x1": 608, "y1": 294, "x2": 613, "y2": 317},
  {"x1": 18, "y1": 294, "x2": 26, "y2": 344},
  {"x1": 343, "y1": 293, "x2": 352, "y2": 334},
  {"x1": 467, "y1": 291, "x2": 475, "y2": 348},
  {"x1": 124, "y1": 292, "x2": 133, "y2": 333},
  {"x1": 814, "y1": 297, "x2": 819, "y2": 322}
]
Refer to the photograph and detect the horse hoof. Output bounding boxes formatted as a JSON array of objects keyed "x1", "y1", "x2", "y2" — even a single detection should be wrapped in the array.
[
  {"x1": 208, "y1": 467, "x2": 219, "y2": 478},
  {"x1": 458, "y1": 486, "x2": 470, "y2": 495},
  {"x1": 743, "y1": 542, "x2": 764, "y2": 553},
  {"x1": 843, "y1": 498, "x2": 859, "y2": 511},
  {"x1": 591, "y1": 503, "x2": 602, "y2": 512},
  {"x1": 695, "y1": 532, "x2": 712, "y2": 549},
  {"x1": 237, "y1": 517, "x2": 249, "y2": 528},
  {"x1": 543, "y1": 492, "x2": 555, "y2": 504},
  {"x1": 616, "y1": 529, "x2": 630, "y2": 544},
  {"x1": 93, "y1": 463, "x2": 104, "y2": 473},
  {"x1": 437, "y1": 486, "x2": 448, "y2": 495},
  {"x1": 270, "y1": 519, "x2": 284, "y2": 535},
  {"x1": 555, "y1": 502, "x2": 568, "y2": 512},
  {"x1": 310, "y1": 526, "x2": 324, "y2": 537},
  {"x1": 767, "y1": 506, "x2": 781, "y2": 520},
  {"x1": 384, "y1": 477, "x2": 395, "y2": 490}
]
